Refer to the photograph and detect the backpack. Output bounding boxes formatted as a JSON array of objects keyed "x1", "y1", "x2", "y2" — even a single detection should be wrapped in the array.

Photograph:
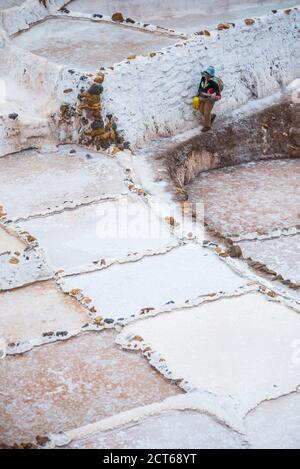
[{"x1": 212, "y1": 76, "x2": 224, "y2": 93}]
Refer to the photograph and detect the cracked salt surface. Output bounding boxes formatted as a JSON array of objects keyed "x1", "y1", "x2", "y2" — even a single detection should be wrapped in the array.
[
  {"x1": 187, "y1": 159, "x2": 300, "y2": 237},
  {"x1": 0, "y1": 331, "x2": 181, "y2": 445},
  {"x1": 238, "y1": 235, "x2": 300, "y2": 284},
  {"x1": 66, "y1": 410, "x2": 246, "y2": 449},
  {"x1": 0, "y1": 280, "x2": 89, "y2": 344},
  {"x1": 0, "y1": 147, "x2": 126, "y2": 219},
  {"x1": 19, "y1": 196, "x2": 178, "y2": 272},
  {"x1": 63, "y1": 243, "x2": 247, "y2": 319},
  {"x1": 119, "y1": 292, "x2": 300, "y2": 415},
  {"x1": 12, "y1": 18, "x2": 178, "y2": 71}
]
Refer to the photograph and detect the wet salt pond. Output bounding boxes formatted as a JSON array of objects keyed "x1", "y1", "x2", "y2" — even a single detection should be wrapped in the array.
[
  {"x1": 0, "y1": 331, "x2": 181, "y2": 445},
  {"x1": 0, "y1": 147, "x2": 127, "y2": 219},
  {"x1": 119, "y1": 292, "x2": 300, "y2": 414},
  {"x1": 238, "y1": 235, "x2": 300, "y2": 284},
  {"x1": 12, "y1": 18, "x2": 178, "y2": 71},
  {"x1": 68, "y1": 0, "x2": 295, "y2": 33},
  {"x1": 186, "y1": 159, "x2": 300, "y2": 237}
]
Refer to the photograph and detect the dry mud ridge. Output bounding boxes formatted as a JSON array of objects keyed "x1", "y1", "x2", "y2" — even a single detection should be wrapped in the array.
[
  {"x1": 0, "y1": 0, "x2": 300, "y2": 450},
  {"x1": 162, "y1": 98, "x2": 300, "y2": 185}
]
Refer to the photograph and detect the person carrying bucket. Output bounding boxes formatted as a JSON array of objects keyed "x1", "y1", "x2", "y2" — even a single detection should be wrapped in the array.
[{"x1": 193, "y1": 66, "x2": 223, "y2": 132}]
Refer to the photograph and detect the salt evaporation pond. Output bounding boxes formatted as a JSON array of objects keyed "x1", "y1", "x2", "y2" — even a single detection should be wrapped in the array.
[
  {"x1": 12, "y1": 18, "x2": 179, "y2": 71},
  {"x1": 68, "y1": 0, "x2": 296, "y2": 33}
]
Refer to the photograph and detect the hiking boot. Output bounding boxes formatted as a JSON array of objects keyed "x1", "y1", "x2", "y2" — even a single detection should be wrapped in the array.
[
  {"x1": 201, "y1": 126, "x2": 211, "y2": 132},
  {"x1": 211, "y1": 113, "x2": 216, "y2": 124}
]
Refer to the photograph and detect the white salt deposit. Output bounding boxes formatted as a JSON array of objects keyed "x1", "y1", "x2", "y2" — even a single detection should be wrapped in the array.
[{"x1": 119, "y1": 292, "x2": 300, "y2": 414}]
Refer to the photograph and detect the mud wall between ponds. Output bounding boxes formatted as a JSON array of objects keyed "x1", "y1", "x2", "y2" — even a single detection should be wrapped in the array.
[
  {"x1": 101, "y1": 7, "x2": 300, "y2": 148},
  {"x1": 160, "y1": 99, "x2": 300, "y2": 187}
]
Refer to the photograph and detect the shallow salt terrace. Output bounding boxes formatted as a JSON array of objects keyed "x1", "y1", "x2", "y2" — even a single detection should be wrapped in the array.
[
  {"x1": 187, "y1": 159, "x2": 300, "y2": 238},
  {"x1": 0, "y1": 280, "x2": 89, "y2": 344},
  {"x1": 0, "y1": 331, "x2": 181, "y2": 445},
  {"x1": 63, "y1": 244, "x2": 247, "y2": 319},
  {"x1": 66, "y1": 410, "x2": 247, "y2": 449},
  {"x1": 12, "y1": 18, "x2": 179, "y2": 71},
  {"x1": 119, "y1": 292, "x2": 300, "y2": 414},
  {"x1": 68, "y1": 0, "x2": 295, "y2": 33},
  {"x1": 0, "y1": 147, "x2": 126, "y2": 219},
  {"x1": 1, "y1": 0, "x2": 300, "y2": 450},
  {"x1": 19, "y1": 197, "x2": 178, "y2": 272},
  {"x1": 238, "y1": 235, "x2": 300, "y2": 284},
  {"x1": 245, "y1": 391, "x2": 300, "y2": 449}
]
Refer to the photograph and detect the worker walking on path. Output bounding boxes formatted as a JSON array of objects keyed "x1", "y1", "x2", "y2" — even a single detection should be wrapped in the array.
[{"x1": 197, "y1": 66, "x2": 223, "y2": 132}]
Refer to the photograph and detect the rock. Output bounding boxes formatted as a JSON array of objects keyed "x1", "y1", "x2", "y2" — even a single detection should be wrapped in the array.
[
  {"x1": 69, "y1": 288, "x2": 81, "y2": 296},
  {"x1": 144, "y1": 24, "x2": 150, "y2": 27},
  {"x1": 149, "y1": 52, "x2": 156, "y2": 58},
  {"x1": 217, "y1": 23, "x2": 231, "y2": 30},
  {"x1": 133, "y1": 335, "x2": 143, "y2": 341},
  {"x1": 9, "y1": 257, "x2": 19, "y2": 264},
  {"x1": 141, "y1": 307, "x2": 155, "y2": 314},
  {"x1": 69, "y1": 149, "x2": 76, "y2": 154},
  {"x1": 271, "y1": 9, "x2": 277, "y2": 14},
  {"x1": 227, "y1": 245, "x2": 242, "y2": 258},
  {"x1": 56, "y1": 331, "x2": 68, "y2": 337},
  {"x1": 8, "y1": 113, "x2": 18, "y2": 120},
  {"x1": 42, "y1": 332, "x2": 54, "y2": 337},
  {"x1": 165, "y1": 216, "x2": 175, "y2": 226},
  {"x1": 197, "y1": 30, "x2": 211, "y2": 36},
  {"x1": 111, "y1": 147, "x2": 120, "y2": 156},
  {"x1": 36, "y1": 435, "x2": 50, "y2": 447},
  {"x1": 94, "y1": 316, "x2": 103, "y2": 325},
  {"x1": 63, "y1": 88, "x2": 73, "y2": 93},
  {"x1": 82, "y1": 297, "x2": 92, "y2": 304},
  {"x1": 59, "y1": 7, "x2": 69, "y2": 13},
  {"x1": 127, "y1": 54, "x2": 136, "y2": 60},
  {"x1": 104, "y1": 318, "x2": 114, "y2": 324},
  {"x1": 284, "y1": 9, "x2": 292, "y2": 14},
  {"x1": 126, "y1": 18, "x2": 135, "y2": 24},
  {"x1": 112, "y1": 12, "x2": 124, "y2": 22},
  {"x1": 244, "y1": 18, "x2": 255, "y2": 25},
  {"x1": 87, "y1": 84, "x2": 103, "y2": 95},
  {"x1": 91, "y1": 120, "x2": 104, "y2": 130},
  {"x1": 26, "y1": 234, "x2": 36, "y2": 242},
  {"x1": 93, "y1": 14, "x2": 103, "y2": 19},
  {"x1": 94, "y1": 75, "x2": 104, "y2": 84}
]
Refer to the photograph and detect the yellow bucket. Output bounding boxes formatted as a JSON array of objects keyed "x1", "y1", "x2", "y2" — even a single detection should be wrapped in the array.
[{"x1": 193, "y1": 96, "x2": 201, "y2": 110}]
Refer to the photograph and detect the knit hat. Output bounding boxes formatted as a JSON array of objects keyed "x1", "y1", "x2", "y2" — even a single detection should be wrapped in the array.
[{"x1": 205, "y1": 66, "x2": 215, "y2": 77}]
